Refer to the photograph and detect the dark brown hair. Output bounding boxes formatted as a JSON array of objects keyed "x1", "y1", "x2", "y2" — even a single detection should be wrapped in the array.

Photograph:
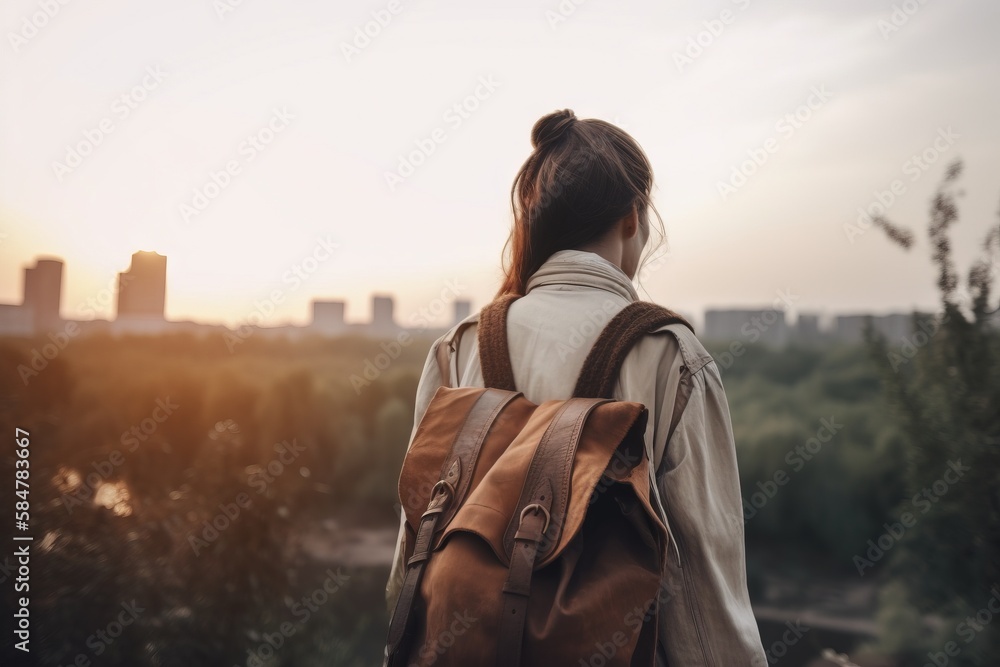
[{"x1": 497, "y1": 109, "x2": 662, "y2": 296}]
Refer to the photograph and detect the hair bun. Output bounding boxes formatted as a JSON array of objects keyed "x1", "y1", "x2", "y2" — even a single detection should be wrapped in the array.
[{"x1": 531, "y1": 109, "x2": 577, "y2": 150}]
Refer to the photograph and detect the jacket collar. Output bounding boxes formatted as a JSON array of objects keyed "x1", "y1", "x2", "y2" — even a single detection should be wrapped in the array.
[{"x1": 525, "y1": 249, "x2": 639, "y2": 302}]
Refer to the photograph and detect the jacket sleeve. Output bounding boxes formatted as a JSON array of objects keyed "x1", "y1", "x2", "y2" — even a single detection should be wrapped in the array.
[
  {"x1": 654, "y1": 360, "x2": 768, "y2": 667},
  {"x1": 385, "y1": 334, "x2": 447, "y2": 616}
]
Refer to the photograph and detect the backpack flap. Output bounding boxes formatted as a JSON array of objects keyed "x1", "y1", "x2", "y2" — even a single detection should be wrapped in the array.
[
  {"x1": 394, "y1": 385, "x2": 667, "y2": 666},
  {"x1": 440, "y1": 398, "x2": 664, "y2": 568}
]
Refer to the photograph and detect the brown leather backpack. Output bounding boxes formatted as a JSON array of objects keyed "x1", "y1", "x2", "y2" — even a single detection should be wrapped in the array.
[{"x1": 384, "y1": 295, "x2": 694, "y2": 667}]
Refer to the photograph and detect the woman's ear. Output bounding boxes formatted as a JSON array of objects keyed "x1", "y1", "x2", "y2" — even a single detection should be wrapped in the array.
[{"x1": 621, "y1": 207, "x2": 639, "y2": 240}]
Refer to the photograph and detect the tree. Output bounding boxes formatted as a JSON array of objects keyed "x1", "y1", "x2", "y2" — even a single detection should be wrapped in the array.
[{"x1": 867, "y1": 161, "x2": 1000, "y2": 665}]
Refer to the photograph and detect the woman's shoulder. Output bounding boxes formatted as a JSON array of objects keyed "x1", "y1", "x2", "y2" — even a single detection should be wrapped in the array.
[
  {"x1": 426, "y1": 311, "x2": 481, "y2": 385},
  {"x1": 441, "y1": 310, "x2": 480, "y2": 352},
  {"x1": 645, "y1": 319, "x2": 716, "y2": 377},
  {"x1": 617, "y1": 301, "x2": 715, "y2": 377}
]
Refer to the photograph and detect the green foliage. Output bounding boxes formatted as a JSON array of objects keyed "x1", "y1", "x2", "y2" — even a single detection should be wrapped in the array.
[
  {"x1": 866, "y1": 161, "x2": 1000, "y2": 666},
  {"x1": 0, "y1": 331, "x2": 428, "y2": 666},
  {"x1": 4, "y1": 186, "x2": 996, "y2": 667},
  {"x1": 708, "y1": 341, "x2": 906, "y2": 564}
]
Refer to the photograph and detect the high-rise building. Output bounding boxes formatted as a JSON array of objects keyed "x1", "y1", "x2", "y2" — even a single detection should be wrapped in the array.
[
  {"x1": 795, "y1": 313, "x2": 822, "y2": 343},
  {"x1": 452, "y1": 299, "x2": 472, "y2": 326},
  {"x1": 117, "y1": 251, "x2": 166, "y2": 320},
  {"x1": 704, "y1": 308, "x2": 789, "y2": 347},
  {"x1": 834, "y1": 313, "x2": 923, "y2": 344},
  {"x1": 0, "y1": 304, "x2": 33, "y2": 337},
  {"x1": 312, "y1": 300, "x2": 346, "y2": 334},
  {"x1": 23, "y1": 258, "x2": 63, "y2": 333},
  {"x1": 372, "y1": 295, "x2": 395, "y2": 333}
]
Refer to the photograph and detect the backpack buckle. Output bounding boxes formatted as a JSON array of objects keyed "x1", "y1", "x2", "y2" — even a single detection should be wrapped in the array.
[
  {"x1": 424, "y1": 479, "x2": 456, "y2": 515},
  {"x1": 518, "y1": 503, "x2": 551, "y2": 537}
]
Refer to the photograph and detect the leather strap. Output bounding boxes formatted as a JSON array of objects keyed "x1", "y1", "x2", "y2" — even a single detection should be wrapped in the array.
[
  {"x1": 501, "y1": 398, "x2": 608, "y2": 559},
  {"x1": 384, "y1": 388, "x2": 517, "y2": 667},
  {"x1": 496, "y1": 507, "x2": 547, "y2": 667},
  {"x1": 439, "y1": 389, "x2": 521, "y2": 528},
  {"x1": 477, "y1": 294, "x2": 520, "y2": 391},
  {"x1": 573, "y1": 301, "x2": 694, "y2": 399},
  {"x1": 496, "y1": 398, "x2": 608, "y2": 667}
]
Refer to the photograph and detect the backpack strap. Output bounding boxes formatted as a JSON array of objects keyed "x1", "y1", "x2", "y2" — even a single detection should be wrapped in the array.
[
  {"x1": 385, "y1": 388, "x2": 521, "y2": 667},
  {"x1": 497, "y1": 397, "x2": 610, "y2": 667},
  {"x1": 573, "y1": 301, "x2": 694, "y2": 399},
  {"x1": 477, "y1": 294, "x2": 520, "y2": 391}
]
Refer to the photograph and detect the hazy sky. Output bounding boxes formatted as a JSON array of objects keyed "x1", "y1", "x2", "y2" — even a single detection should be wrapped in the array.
[{"x1": 2, "y1": 0, "x2": 999, "y2": 329}]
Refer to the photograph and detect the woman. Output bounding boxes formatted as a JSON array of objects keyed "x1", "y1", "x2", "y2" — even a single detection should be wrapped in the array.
[{"x1": 386, "y1": 109, "x2": 767, "y2": 665}]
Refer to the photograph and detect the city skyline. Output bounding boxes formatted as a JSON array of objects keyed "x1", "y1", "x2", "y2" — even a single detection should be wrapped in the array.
[
  {"x1": 2, "y1": 1, "x2": 999, "y2": 333},
  {"x1": 0, "y1": 249, "x2": 968, "y2": 345}
]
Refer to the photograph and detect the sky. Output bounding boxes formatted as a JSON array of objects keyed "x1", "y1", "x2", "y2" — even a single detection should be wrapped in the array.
[{"x1": 1, "y1": 0, "x2": 999, "y2": 330}]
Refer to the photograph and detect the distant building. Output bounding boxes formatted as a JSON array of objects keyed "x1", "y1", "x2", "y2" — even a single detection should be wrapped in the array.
[
  {"x1": 23, "y1": 258, "x2": 63, "y2": 333},
  {"x1": 704, "y1": 308, "x2": 789, "y2": 347},
  {"x1": 117, "y1": 251, "x2": 166, "y2": 320},
  {"x1": 835, "y1": 315, "x2": 871, "y2": 344},
  {"x1": 452, "y1": 299, "x2": 472, "y2": 326},
  {"x1": 834, "y1": 313, "x2": 916, "y2": 344},
  {"x1": 794, "y1": 313, "x2": 822, "y2": 344},
  {"x1": 0, "y1": 303, "x2": 33, "y2": 337},
  {"x1": 372, "y1": 295, "x2": 396, "y2": 333},
  {"x1": 312, "y1": 300, "x2": 346, "y2": 334},
  {"x1": 878, "y1": 313, "x2": 913, "y2": 341}
]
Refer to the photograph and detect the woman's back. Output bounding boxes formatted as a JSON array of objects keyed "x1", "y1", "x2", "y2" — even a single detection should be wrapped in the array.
[
  {"x1": 449, "y1": 248, "x2": 691, "y2": 473},
  {"x1": 386, "y1": 108, "x2": 767, "y2": 665}
]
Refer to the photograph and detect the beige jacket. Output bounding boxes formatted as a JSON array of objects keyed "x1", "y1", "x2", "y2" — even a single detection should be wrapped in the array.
[{"x1": 386, "y1": 249, "x2": 767, "y2": 666}]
